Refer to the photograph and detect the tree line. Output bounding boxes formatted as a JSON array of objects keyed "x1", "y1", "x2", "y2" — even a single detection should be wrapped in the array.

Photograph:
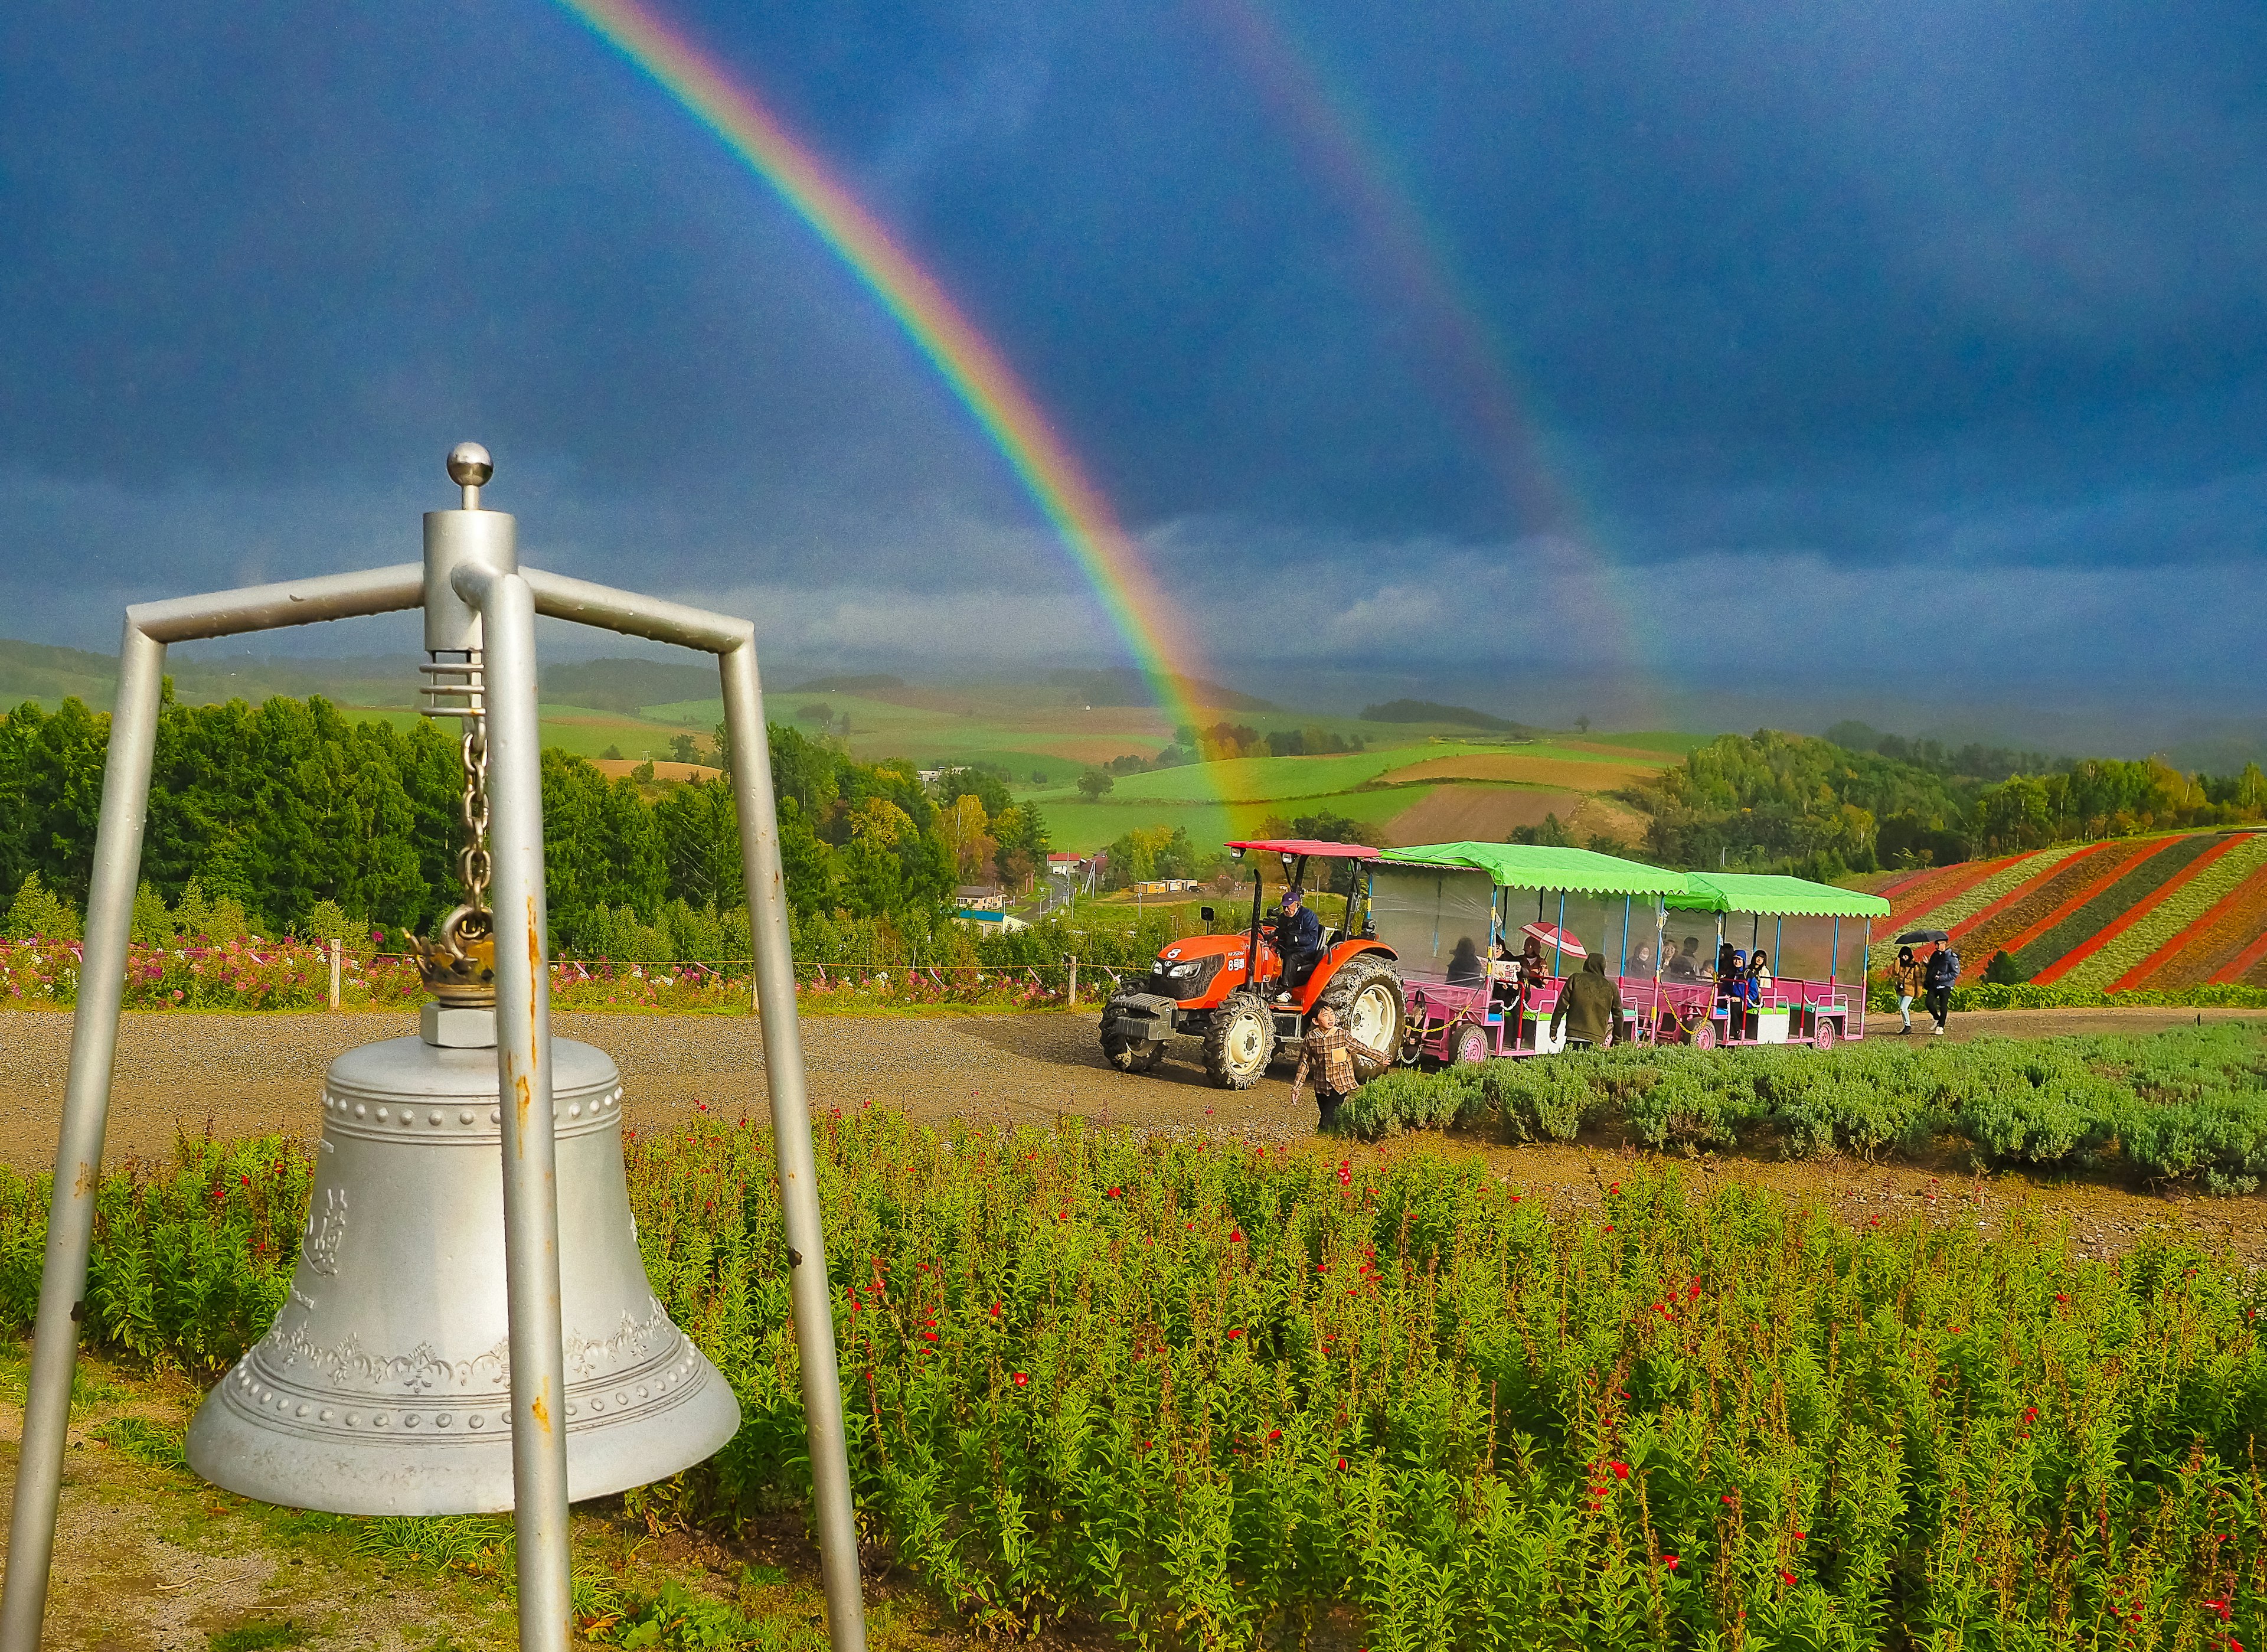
[
  {"x1": 0, "y1": 695, "x2": 1047, "y2": 956},
  {"x1": 1628, "y1": 729, "x2": 2267, "y2": 878}
]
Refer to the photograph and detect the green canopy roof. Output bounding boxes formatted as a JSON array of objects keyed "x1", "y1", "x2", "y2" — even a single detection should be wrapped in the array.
[
  {"x1": 1378, "y1": 841, "x2": 1687, "y2": 897},
  {"x1": 1666, "y1": 871, "x2": 1892, "y2": 918}
]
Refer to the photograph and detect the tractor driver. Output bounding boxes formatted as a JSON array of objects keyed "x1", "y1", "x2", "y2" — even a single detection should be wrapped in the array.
[{"x1": 1271, "y1": 886, "x2": 1326, "y2": 1003}]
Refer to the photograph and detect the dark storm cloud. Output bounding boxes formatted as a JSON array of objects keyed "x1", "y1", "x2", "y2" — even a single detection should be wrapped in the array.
[{"x1": 0, "y1": 0, "x2": 2261, "y2": 732}]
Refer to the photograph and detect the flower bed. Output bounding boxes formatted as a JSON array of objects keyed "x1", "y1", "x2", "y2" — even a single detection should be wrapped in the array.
[
  {"x1": 0, "y1": 937, "x2": 422, "y2": 1011},
  {"x1": 2018, "y1": 834, "x2": 2224, "y2": 982},
  {"x1": 1942, "y1": 841, "x2": 2124, "y2": 978},
  {"x1": 2089, "y1": 831, "x2": 2267, "y2": 991},
  {"x1": 1882, "y1": 853, "x2": 2025, "y2": 932},
  {"x1": 2132, "y1": 859, "x2": 2267, "y2": 990},
  {"x1": 1344, "y1": 1022, "x2": 2267, "y2": 1190},
  {"x1": 1913, "y1": 844, "x2": 2087, "y2": 939},
  {"x1": 4, "y1": 1115, "x2": 2263, "y2": 1649}
]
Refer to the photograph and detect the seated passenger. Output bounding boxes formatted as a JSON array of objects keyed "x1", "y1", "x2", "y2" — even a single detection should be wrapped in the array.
[
  {"x1": 1719, "y1": 947, "x2": 1750, "y2": 1039},
  {"x1": 1664, "y1": 936, "x2": 1702, "y2": 981},
  {"x1": 1271, "y1": 886, "x2": 1325, "y2": 1003},
  {"x1": 1748, "y1": 949, "x2": 1774, "y2": 1000},
  {"x1": 1445, "y1": 936, "x2": 1485, "y2": 986}
]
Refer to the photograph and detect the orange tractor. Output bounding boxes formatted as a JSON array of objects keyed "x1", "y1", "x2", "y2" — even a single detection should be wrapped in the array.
[{"x1": 1099, "y1": 840, "x2": 1407, "y2": 1088}]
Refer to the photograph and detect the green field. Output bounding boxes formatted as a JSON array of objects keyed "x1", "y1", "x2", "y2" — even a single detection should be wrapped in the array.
[{"x1": 1038, "y1": 784, "x2": 1442, "y2": 854}]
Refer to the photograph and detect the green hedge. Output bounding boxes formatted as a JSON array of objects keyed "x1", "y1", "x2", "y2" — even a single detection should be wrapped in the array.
[
  {"x1": 1342, "y1": 1022, "x2": 2267, "y2": 1191},
  {"x1": 1866, "y1": 980, "x2": 2267, "y2": 1011}
]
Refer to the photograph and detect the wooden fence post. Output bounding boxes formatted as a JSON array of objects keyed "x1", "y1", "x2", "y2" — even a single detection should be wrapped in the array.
[
  {"x1": 327, "y1": 938, "x2": 341, "y2": 1010},
  {"x1": 1067, "y1": 955, "x2": 1077, "y2": 1008}
]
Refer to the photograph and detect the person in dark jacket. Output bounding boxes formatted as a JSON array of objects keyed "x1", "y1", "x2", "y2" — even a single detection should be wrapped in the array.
[
  {"x1": 1923, "y1": 942, "x2": 1961, "y2": 1035},
  {"x1": 1549, "y1": 954, "x2": 1624, "y2": 1051},
  {"x1": 1271, "y1": 887, "x2": 1325, "y2": 1001}
]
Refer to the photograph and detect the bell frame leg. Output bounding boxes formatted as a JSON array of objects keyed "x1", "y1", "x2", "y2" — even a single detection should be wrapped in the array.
[
  {"x1": 518, "y1": 567, "x2": 868, "y2": 1651},
  {"x1": 0, "y1": 564, "x2": 422, "y2": 1652},
  {"x1": 458, "y1": 566, "x2": 574, "y2": 1651},
  {"x1": 0, "y1": 626, "x2": 164, "y2": 1652}
]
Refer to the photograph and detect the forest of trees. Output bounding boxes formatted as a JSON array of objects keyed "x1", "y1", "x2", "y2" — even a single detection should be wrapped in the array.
[
  {"x1": 1629, "y1": 729, "x2": 2267, "y2": 879},
  {"x1": 0, "y1": 694, "x2": 1047, "y2": 956}
]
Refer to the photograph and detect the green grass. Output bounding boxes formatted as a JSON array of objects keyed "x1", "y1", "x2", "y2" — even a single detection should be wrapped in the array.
[
  {"x1": 1037, "y1": 783, "x2": 1438, "y2": 852},
  {"x1": 208, "y1": 1625, "x2": 307, "y2": 1652},
  {"x1": 1034, "y1": 743, "x2": 1485, "y2": 804}
]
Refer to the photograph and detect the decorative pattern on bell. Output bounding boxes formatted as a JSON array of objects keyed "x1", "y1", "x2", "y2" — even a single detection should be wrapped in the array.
[{"x1": 185, "y1": 1018, "x2": 740, "y2": 1513}]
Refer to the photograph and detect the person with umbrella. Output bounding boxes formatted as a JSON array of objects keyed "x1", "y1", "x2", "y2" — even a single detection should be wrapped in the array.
[
  {"x1": 1897, "y1": 928, "x2": 1958, "y2": 1036},
  {"x1": 1892, "y1": 944, "x2": 1925, "y2": 1033}
]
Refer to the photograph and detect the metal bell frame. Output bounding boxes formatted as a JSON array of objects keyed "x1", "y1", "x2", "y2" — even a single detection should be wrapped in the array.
[{"x1": 0, "y1": 448, "x2": 868, "y2": 1652}]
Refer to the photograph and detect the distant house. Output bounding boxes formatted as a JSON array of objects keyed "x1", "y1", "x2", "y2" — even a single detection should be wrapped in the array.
[
  {"x1": 955, "y1": 884, "x2": 1005, "y2": 909},
  {"x1": 1131, "y1": 879, "x2": 1199, "y2": 896}
]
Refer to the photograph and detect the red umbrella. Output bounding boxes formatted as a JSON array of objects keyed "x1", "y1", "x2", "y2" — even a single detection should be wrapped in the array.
[{"x1": 1521, "y1": 922, "x2": 1587, "y2": 959}]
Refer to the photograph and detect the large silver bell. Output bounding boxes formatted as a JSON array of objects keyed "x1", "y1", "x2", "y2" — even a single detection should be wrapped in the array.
[{"x1": 187, "y1": 1010, "x2": 740, "y2": 1513}]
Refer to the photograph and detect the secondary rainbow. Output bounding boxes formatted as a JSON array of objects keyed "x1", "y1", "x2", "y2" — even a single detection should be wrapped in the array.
[
  {"x1": 556, "y1": 0, "x2": 1221, "y2": 769},
  {"x1": 1204, "y1": 0, "x2": 1659, "y2": 717}
]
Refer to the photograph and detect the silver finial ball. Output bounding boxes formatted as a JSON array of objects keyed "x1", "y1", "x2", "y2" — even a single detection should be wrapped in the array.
[{"x1": 446, "y1": 443, "x2": 494, "y2": 488}]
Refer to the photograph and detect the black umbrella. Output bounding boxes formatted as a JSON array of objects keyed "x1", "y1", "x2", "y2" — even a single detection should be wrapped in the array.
[{"x1": 1897, "y1": 928, "x2": 1949, "y2": 944}]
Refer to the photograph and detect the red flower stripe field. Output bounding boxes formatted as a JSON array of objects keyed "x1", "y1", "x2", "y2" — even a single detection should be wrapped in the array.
[
  {"x1": 1911, "y1": 845, "x2": 2089, "y2": 942},
  {"x1": 2027, "y1": 834, "x2": 2232, "y2": 985},
  {"x1": 1950, "y1": 842, "x2": 2130, "y2": 981},
  {"x1": 1991, "y1": 840, "x2": 2166, "y2": 972},
  {"x1": 2099, "y1": 831, "x2": 2267, "y2": 991},
  {"x1": 2056, "y1": 833, "x2": 2255, "y2": 990},
  {"x1": 2130, "y1": 860, "x2": 2267, "y2": 990},
  {"x1": 1883, "y1": 853, "x2": 2028, "y2": 931},
  {"x1": 2213, "y1": 923, "x2": 2267, "y2": 987},
  {"x1": 1948, "y1": 843, "x2": 2105, "y2": 940}
]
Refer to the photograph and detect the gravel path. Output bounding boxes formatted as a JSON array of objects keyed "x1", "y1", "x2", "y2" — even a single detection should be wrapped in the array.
[
  {"x1": 0, "y1": 1008, "x2": 1319, "y2": 1168},
  {"x1": 1, "y1": 1005, "x2": 2263, "y2": 1266}
]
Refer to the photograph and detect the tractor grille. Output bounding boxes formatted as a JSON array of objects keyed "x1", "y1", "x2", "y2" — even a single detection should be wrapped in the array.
[{"x1": 1146, "y1": 955, "x2": 1224, "y2": 1001}]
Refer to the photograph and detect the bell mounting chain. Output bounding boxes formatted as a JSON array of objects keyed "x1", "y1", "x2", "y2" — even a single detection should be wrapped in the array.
[{"x1": 0, "y1": 446, "x2": 869, "y2": 1652}]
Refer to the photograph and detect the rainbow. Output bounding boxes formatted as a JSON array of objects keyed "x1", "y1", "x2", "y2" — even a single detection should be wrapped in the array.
[{"x1": 554, "y1": 0, "x2": 1226, "y2": 770}]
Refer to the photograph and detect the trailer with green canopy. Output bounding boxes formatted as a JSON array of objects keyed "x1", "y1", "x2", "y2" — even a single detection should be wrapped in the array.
[
  {"x1": 1371, "y1": 843, "x2": 1687, "y2": 1061},
  {"x1": 1659, "y1": 871, "x2": 1892, "y2": 1049}
]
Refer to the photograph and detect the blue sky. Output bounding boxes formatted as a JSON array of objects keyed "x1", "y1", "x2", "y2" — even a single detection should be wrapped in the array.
[{"x1": 2, "y1": 0, "x2": 2262, "y2": 747}]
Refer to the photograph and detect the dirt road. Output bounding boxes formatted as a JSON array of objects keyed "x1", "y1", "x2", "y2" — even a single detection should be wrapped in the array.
[{"x1": 1, "y1": 1004, "x2": 2262, "y2": 1261}]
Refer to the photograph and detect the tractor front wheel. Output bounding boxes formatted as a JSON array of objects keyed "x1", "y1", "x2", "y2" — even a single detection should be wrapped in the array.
[
  {"x1": 1203, "y1": 992, "x2": 1277, "y2": 1089},
  {"x1": 1102, "y1": 1031, "x2": 1168, "y2": 1073}
]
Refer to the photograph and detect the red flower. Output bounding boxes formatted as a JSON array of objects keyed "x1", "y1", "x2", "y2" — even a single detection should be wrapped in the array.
[
  {"x1": 1266, "y1": 1429, "x2": 1281, "y2": 1441},
  {"x1": 240, "y1": 1174, "x2": 250, "y2": 1187},
  {"x1": 1779, "y1": 1569, "x2": 1796, "y2": 1588},
  {"x1": 1227, "y1": 1327, "x2": 1244, "y2": 1340},
  {"x1": 1609, "y1": 1461, "x2": 1629, "y2": 1480},
  {"x1": 1661, "y1": 1554, "x2": 1679, "y2": 1570},
  {"x1": 1229, "y1": 1229, "x2": 1243, "y2": 1242},
  {"x1": 1793, "y1": 1529, "x2": 1806, "y2": 1541},
  {"x1": 1687, "y1": 1279, "x2": 1701, "y2": 1300},
  {"x1": 1721, "y1": 1494, "x2": 1736, "y2": 1506},
  {"x1": 922, "y1": 1330, "x2": 937, "y2": 1341},
  {"x1": 1011, "y1": 1372, "x2": 1028, "y2": 1387},
  {"x1": 1337, "y1": 1160, "x2": 1351, "y2": 1186}
]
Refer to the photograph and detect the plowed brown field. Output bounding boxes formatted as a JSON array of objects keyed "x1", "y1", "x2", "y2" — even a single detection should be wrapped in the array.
[
  {"x1": 1381, "y1": 785, "x2": 1586, "y2": 845},
  {"x1": 1373, "y1": 752, "x2": 1661, "y2": 790}
]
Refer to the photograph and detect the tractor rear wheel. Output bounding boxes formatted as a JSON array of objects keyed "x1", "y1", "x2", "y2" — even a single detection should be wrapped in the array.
[
  {"x1": 1102, "y1": 1031, "x2": 1167, "y2": 1073},
  {"x1": 1318, "y1": 958, "x2": 1407, "y2": 1080},
  {"x1": 1203, "y1": 992, "x2": 1276, "y2": 1089}
]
